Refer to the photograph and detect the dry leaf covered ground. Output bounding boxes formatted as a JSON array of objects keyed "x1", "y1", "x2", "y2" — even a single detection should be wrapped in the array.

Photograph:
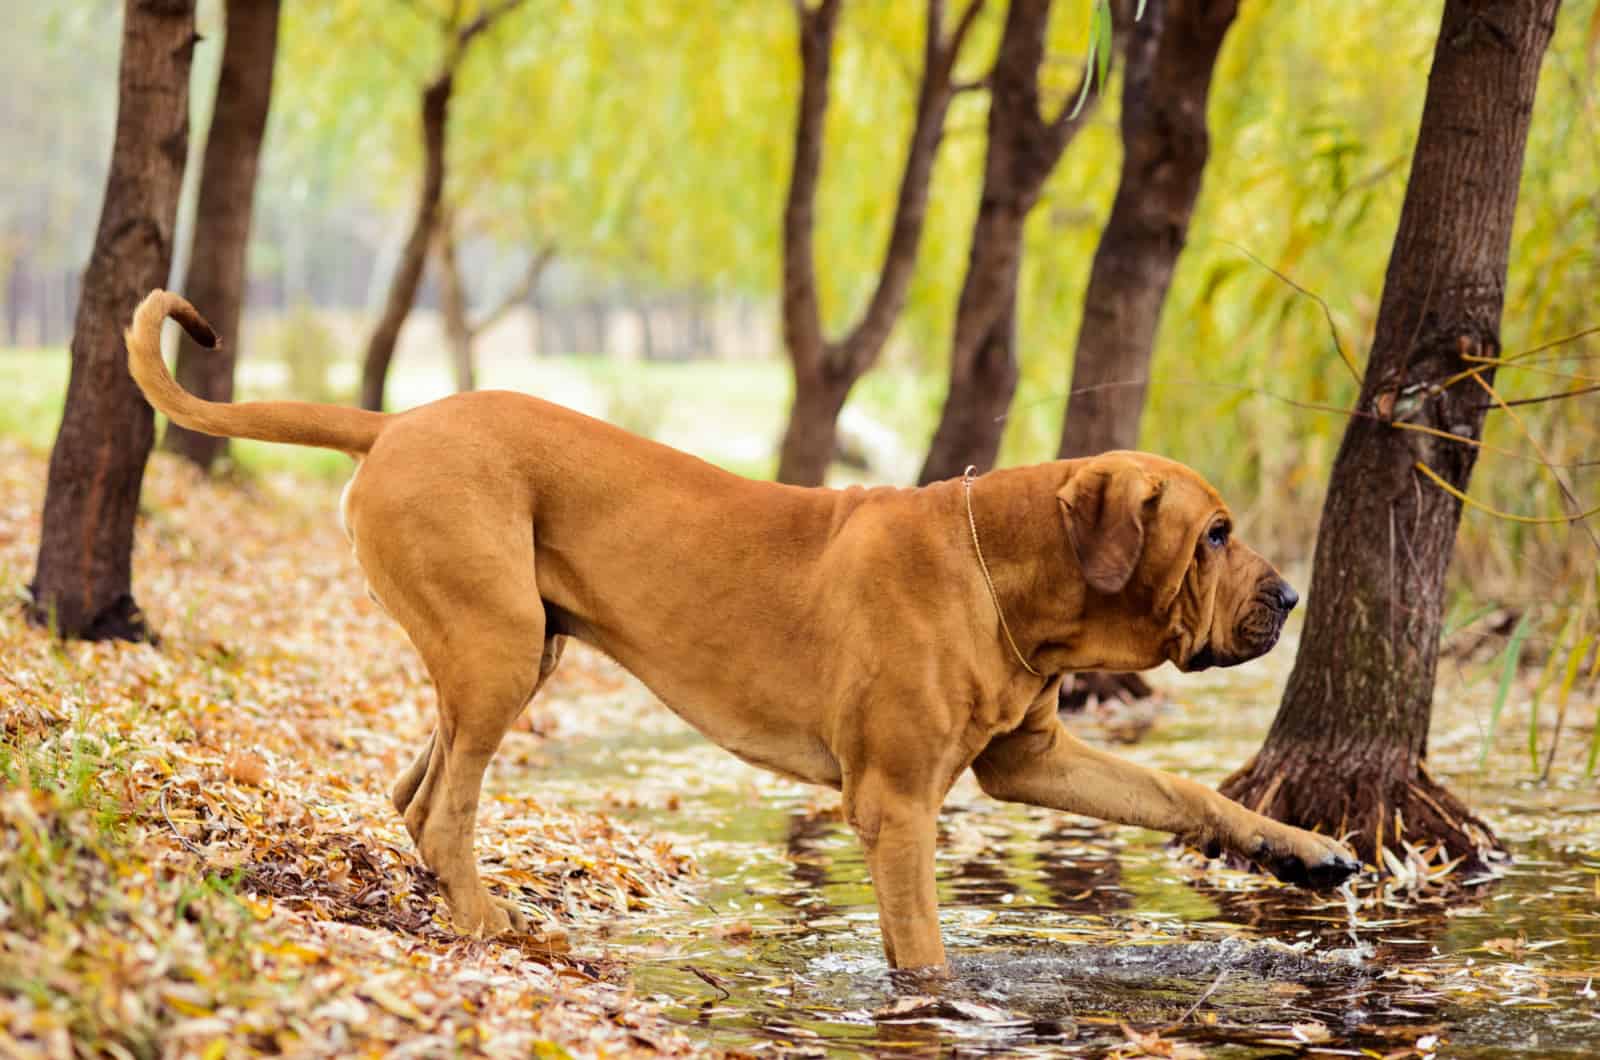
[{"x1": 0, "y1": 440, "x2": 708, "y2": 1058}]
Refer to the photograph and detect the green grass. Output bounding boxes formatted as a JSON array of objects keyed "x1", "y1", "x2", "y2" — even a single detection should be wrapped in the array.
[{"x1": 0, "y1": 349, "x2": 70, "y2": 452}]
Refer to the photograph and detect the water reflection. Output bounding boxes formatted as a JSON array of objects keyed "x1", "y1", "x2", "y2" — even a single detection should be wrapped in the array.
[
  {"x1": 783, "y1": 804, "x2": 842, "y2": 911},
  {"x1": 1035, "y1": 821, "x2": 1131, "y2": 915},
  {"x1": 535, "y1": 727, "x2": 1600, "y2": 1056}
]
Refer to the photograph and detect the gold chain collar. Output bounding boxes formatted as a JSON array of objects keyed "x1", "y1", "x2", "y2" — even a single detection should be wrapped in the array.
[{"x1": 962, "y1": 466, "x2": 1043, "y2": 678}]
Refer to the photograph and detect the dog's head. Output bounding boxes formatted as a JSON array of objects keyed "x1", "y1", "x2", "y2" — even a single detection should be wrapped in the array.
[{"x1": 1056, "y1": 452, "x2": 1297, "y2": 673}]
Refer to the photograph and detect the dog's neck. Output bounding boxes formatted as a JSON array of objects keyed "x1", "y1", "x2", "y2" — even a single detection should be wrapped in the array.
[{"x1": 960, "y1": 465, "x2": 1085, "y2": 678}]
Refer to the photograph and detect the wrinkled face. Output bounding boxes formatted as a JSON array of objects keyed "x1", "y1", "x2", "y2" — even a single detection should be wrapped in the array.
[
  {"x1": 1057, "y1": 452, "x2": 1299, "y2": 673},
  {"x1": 1174, "y1": 508, "x2": 1299, "y2": 671}
]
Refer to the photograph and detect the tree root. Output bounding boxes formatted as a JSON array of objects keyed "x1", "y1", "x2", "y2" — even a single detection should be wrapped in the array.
[
  {"x1": 24, "y1": 591, "x2": 158, "y2": 644},
  {"x1": 1058, "y1": 671, "x2": 1154, "y2": 713},
  {"x1": 1219, "y1": 749, "x2": 1503, "y2": 877}
]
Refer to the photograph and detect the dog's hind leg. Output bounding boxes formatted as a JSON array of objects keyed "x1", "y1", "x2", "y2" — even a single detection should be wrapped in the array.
[
  {"x1": 391, "y1": 729, "x2": 435, "y2": 817},
  {"x1": 414, "y1": 658, "x2": 538, "y2": 933},
  {"x1": 355, "y1": 509, "x2": 555, "y2": 937},
  {"x1": 391, "y1": 635, "x2": 564, "y2": 819}
]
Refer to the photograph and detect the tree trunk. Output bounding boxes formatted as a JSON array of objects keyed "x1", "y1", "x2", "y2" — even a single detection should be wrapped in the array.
[
  {"x1": 589, "y1": 301, "x2": 609, "y2": 355},
  {"x1": 775, "y1": 0, "x2": 983, "y2": 486},
  {"x1": 1058, "y1": 0, "x2": 1236, "y2": 459},
  {"x1": 438, "y1": 222, "x2": 550, "y2": 385},
  {"x1": 359, "y1": 72, "x2": 451, "y2": 411},
  {"x1": 434, "y1": 206, "x2": 475, "y2": 392},
  {"x1": 1052, "y1": 0, "x2": 1237, "y2": 710},
  {"x1": 774, "y1": 0, "x2": 841, "y2": 484},
  {"x1": 775, "y1": 369, "x2": 853, "y2": 487},
  {"x1": 4, "y1": 259, "x2": 21, "y2": 345},
  {"x1": 919, "y1": 251, "x2": 1021, "y2": 482},
  {"x1": 356, "y1": 0, "x2": 523, "y2": 409},
  {"x1": 917, "y1": 0, "x2": 1116, "y2": 485},
  {"x1": 164, "y1": 0, "x2": 281, "y2": 470},
  {"x1": 1219, "y1": 0, "x2": 1561, "y2": 871},
  {"x1": 637, "y1": 304, "x2": 654, "y2": 360},
  {"x1": 28, "y1": 0, "x2": 196, "y2": 642}
]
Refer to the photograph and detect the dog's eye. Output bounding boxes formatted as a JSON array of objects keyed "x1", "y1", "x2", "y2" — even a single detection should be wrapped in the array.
[{"x1": 1207, "y1": 523, "x2": 1230, "y2": 549}]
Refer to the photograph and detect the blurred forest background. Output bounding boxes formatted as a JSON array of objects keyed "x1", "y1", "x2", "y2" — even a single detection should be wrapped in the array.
[
  {"x1": 2, "y1": 3, "x2": 1599, "y2": 1051},
  {"x1": 2, "y1": 0, "x2": 1595, "y2": 611}
]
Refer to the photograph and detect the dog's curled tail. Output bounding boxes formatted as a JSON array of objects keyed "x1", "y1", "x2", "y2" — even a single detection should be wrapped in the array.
[{"x1": 126, "y1": 289, "x2": 385, "y2": 456}]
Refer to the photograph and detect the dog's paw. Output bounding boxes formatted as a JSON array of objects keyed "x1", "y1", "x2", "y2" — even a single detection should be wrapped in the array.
[
  {"x1": 1266, "y1": 850, "x2": 1361, "y2": 890},
  {"x1": 1254, "y1": 833, "x2": 1360, "y2": 891},
  {"x1": 496, "y1": 896, "x2": 531, "y2": 934},
  {"x1": 451, "y1": 894, "x2": 529, "y2": 937}
]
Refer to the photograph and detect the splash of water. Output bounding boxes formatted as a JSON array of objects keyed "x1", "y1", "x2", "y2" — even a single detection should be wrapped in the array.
[{"x1": 1324, "y1": 879, "x2": 1376, "y2": 967}]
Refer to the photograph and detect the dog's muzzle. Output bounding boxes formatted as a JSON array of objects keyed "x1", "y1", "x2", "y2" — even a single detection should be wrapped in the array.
[{"x1": 1185, "y1": 579, "x2": 1299, "y2": 671}]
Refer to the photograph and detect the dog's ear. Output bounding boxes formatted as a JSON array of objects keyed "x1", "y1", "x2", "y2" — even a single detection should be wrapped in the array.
[{"x1": 1057, "y1": 459, "x2": 1162, "y2": 595}]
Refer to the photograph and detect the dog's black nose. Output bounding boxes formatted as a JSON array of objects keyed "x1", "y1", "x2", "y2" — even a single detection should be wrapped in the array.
[{"x1": 1279, "y1": 583, "x2": 1299, "y2": 612}]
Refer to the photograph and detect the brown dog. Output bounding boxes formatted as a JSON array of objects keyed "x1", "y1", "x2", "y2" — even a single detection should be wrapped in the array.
[{"x1": 127, "y1": 291, "x2": 1357, "y2": 970}]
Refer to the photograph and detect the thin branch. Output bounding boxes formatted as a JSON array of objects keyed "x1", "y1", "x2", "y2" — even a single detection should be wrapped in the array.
[
  {"x1": 1472, "y1": 382, "x2": 1600, "y2": 410},
  {"x1": 1504, "y1": 324, "x2": 1600, "y2": 362},
  {"x1": 1463, "y1": 359, "x2": 1600, "y2": 386},
  {"x1": 1414, "y1": 460, "x2": 1600, "y2": 526},
  {"x1": 370, "y1": 22, "x2": 428, "y2": 81},
  {"x1": 1440, "y1": 322, "x2": 1600, "y2": 389},
  {"x1": 160, "y1": 782, "x2": 205, "y2": 858},
  {"x1": 685, "y1": 964, "x2": 732, "y2": 1002},
  {"x1": 1219, "y1": 238, "x2": 1362, "y2": 383},
  {"x1": 830, "y1": 0, "x2": 972, "y2": 374},
  {"x1": 1395, "y1": 421, "x2": 1600, "y2": 467},
  {"x1": 455, "y1": 0, "x2": 524, "y2": 51},
  {"x1": 1010, "y1": 376, "x2": 1600, "y2": 469},
  {"x1": 1166, "y1": 969, "x2": 1228, "y2": 1030},
  {"x1": 1386, "y1": 420, "x2": 1583, "y2": 467},
  {"x1": 1467, "y1": 373, "x2": 1600, "y2": 556},
  {"x1": 395, "y1": 0, "x2": 451, "y2": 31},
  {"x1": 946, "y1": 0, "x2": 988, "y2": 61},
  {"x1": 469, "y1": 244, "x2": 556, "y2": 335},
  {"x1": 1328, "y1": 156, "x2": 1405, "y2": 213}
]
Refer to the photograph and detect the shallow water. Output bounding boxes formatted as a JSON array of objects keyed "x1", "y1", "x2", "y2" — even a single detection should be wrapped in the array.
[{"x1": 522, "y1": 672, "x2": 1600, "y2": 1057}]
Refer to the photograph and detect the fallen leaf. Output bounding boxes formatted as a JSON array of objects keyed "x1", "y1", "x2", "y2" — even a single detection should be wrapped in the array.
[
  {"x1": 359, "y1": 981, "x2": 425, "y2": 1024},
  {"x1": 224, "y1": 751, "x2": 268, "y2": 787},
  {"x1": 1119, "y1": 1021, "x2": 1206, "y2": 1058},
  {"x1": 875, "y1": 996, "x2": 1020, "y2": 1023}
]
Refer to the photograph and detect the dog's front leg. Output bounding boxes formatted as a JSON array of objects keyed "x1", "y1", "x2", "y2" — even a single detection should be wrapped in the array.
[
  {"x1": 846, "y1": 772, "x2": 945, "y2": 971},
  {"x1": 972, "y1": 718, "x2": 1359, "y2": 888}
]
